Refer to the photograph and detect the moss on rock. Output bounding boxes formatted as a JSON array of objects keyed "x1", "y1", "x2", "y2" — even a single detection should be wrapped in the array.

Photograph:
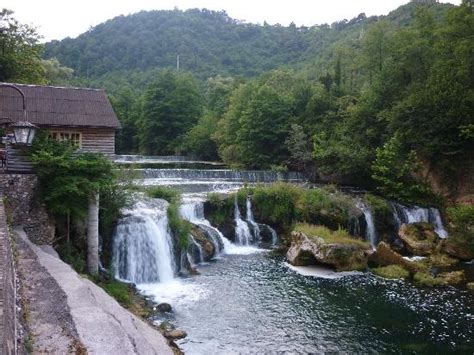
[{"x1": 372, "y1": 265, "x2": 410, "y2": 279}]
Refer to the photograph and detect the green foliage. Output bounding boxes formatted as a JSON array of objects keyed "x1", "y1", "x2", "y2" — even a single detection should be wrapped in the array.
[
  {"x1": 251, "y1": 183, "x2": 304, "y2": 231},
  {"x1": 294, "y1": 223, "x2": 369, "y2": 248},
  {"x1": 0, "y1": 9, "x2": 45, "y2": 83},
  {"x1": 371, "y1": 135, "x2": 431, "y2": 204},
  {"x1": 146, "y1": 186, "x2": 180, "y2": 202},
  {"x1": 167, "y1": 200, "x2": 191, "y2": 249},
  {"x1": 446, "y1": 205, "x2": 474, "y2": 252},
  {"x1": 183, "y1": 112, "x2": 219, "y2": 160},
  {"x1": 365, "y1": 193, "x2": 394, "y2": 235},
  {"x1": 95, "y1": 278, "x2": 132, "y2": 306},
  {"x1": 31, "y1": 134, "x2": 115, "y2": 218},
  {"x1": 56, "y1": 242, "x2": 86, "y2": 274},
  {"x1": 138, "y1": 69, "x2": 202, "y2": 154},
  {"x1": 300, "y1": 188, "x2": 358, "y2": 230}
]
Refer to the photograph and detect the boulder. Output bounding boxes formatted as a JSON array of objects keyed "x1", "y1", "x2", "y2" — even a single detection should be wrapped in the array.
[
  {"x1": 157, "y1": 303, "x2": 172, "y2": 313},
  {"x1": 399, "y1": 224, "x2": 436, "y2": 256},
  {"x1": 369, "y1": 242, "x2": 425, "y2": 274},
  {"x1": 442, "y1": 239, "x2": 474, "y2": 261},
  {"x1": 287, "y1": 231, "x2": 371, "y2": 272},
  {"x1": 164, "y1": 329, "x2": 187, "y2": 340},
  {"x1": 191, "y1": 226, "x2": 215, "y2": 261}
]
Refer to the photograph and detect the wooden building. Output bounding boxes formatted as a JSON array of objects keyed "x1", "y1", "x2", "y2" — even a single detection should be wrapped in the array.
[{"x1": 0, "y1": 83, "x2": 120, "y2": 157}]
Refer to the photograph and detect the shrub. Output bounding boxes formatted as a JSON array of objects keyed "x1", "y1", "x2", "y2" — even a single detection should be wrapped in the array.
[
  {"x1": 146, "y1": 186, "x2": 180, "y2": 202},
  {"x1": 300, "y1": 188, "x2": 357, "y2": 230},
  {"x1": 445, "y1": 204, "x2": 474, "y2": 254},
  {"x1": 252, "y1": 183, "x2": 304, "y2": 231}
]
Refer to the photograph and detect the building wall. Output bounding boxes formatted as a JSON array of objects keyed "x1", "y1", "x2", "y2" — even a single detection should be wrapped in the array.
[
  {"x1": 0, "y1": 175, "x2": 55, "y2": 245},
  {"x1": 42, "y1": 127, "x2": 116, "y2": 156},
  {"x1": 0, "y1": 199, "x2": 17, "y2": 354}
]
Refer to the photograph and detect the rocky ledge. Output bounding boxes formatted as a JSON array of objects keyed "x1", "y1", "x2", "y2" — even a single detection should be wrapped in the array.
[{"x1": 287, "y1": 231, "x2": 372, "y2": 272}]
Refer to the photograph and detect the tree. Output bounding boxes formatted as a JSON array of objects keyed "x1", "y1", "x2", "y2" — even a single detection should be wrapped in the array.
[
  {"x1": 31, "y1": 135, "x2": 115, "y2": 274},
  {"x1": 371, "y1": 135, "x2": 431, "y2": 203},
  {"x1": 138, "y1": 70, "x2": 202, "y2": 154},
  {"x1": 0, "y1": 9, "x2": 45, "y2": 83}
]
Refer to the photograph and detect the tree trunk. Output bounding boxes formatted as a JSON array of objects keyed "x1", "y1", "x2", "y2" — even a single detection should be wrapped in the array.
[{"x1": 87, "y1": 193, "x2": 99, "y2": 275}]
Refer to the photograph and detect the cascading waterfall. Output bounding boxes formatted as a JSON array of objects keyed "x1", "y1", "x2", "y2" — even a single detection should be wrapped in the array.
[
  {"x1": 391, "y1": 202, "x2": 448, "y2": 238},
  {"x1": 112, "y1": 200, "x2": 175, "y2": 284},
  {"x1": 234, "y1": 197, "x2": 253, "y2": 245},
  {"x1": 246, "y1": 196, "x2": 261, "y2": 243},
  {"x1": 189, "y1": 235, "x2": 204, "y2": 264},
  {"x1": 356, "y1": 201, "x2": 378, "y2": 248},
  {"x1": 180, "y1": 199, "x2": 227, "y2": 253}
]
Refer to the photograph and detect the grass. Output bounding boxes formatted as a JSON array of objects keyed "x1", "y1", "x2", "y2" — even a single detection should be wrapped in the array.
[
  {"x1": 145, "y1": 186, "x2": 180, "y2": 202},
  {"x1": 94, "y1": 277, "x2": 132, "y2": 306},
  {"x1": 294, "y1": 223, "x2": 370, "y2": 248},
  {"x1": 372, "y1": 265, "x2": 410, "y2": 279},
  {"x1": 413, "y1": 272, "x2": 445, "y2": 287}
]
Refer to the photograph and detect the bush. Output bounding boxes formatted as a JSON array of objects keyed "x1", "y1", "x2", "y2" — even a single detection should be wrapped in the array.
[
  {"x1": 445, "y1": 204, "x2": 474, "y2": 254},
  {"x1": 252, "y1": 183, "x2": 304, "y2": 232},
  {"x1": 96, "y1": 279, "x2": 132, "y2": 306},
  {"x1": 146, "y1": 186, "x2": 180, "y2": 202},
  {"x1": 56, "y1": 243, "x2": 86, "y2": 274},
  {"x1": 365, "y1": 193, "x2": 394, "y2": 236},
  {"x1": 300, "y1": 189, "x2": 357, "y2": 229}
]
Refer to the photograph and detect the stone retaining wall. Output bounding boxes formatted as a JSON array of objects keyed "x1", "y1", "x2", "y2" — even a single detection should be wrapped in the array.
[
  {"x1": 0, "y1": 199, "x2": 17, "y2": 354},
  {"x1": 0, "y1": 175, "x2": 55, "y2": 245}
]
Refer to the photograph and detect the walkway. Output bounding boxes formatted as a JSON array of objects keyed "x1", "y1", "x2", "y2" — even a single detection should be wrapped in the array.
[{"x1": 15, "y1": 227, "x2": 173, "y2": 355}]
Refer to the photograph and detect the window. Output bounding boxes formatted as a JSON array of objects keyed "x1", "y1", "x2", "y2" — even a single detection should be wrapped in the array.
[{"x1": 49, "y1": 131, "x2": 82, "y2": 147}]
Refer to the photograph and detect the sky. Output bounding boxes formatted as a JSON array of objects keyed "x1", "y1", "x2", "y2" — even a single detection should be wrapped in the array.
[{"x1": 3, "y1": 0, "x2": 461, "y2": 42}]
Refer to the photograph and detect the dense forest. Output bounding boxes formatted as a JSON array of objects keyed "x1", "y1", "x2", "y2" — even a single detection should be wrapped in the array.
[{"x1": 2, "y1": 1, "x2": 474, "y2": 204}]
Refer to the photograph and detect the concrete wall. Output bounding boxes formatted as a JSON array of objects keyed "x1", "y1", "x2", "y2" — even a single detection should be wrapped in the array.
[
  {"x1": 0, "y1": 175, "x2": 55, "y2": 245},
  {"x1": 0, "y1": 200, "x2": 17, "y2": 354}
]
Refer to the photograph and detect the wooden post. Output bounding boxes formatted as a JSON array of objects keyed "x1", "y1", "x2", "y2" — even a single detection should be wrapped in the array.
[{"x1": 87, "y1": 193, "x2": 99, "y2": 275}]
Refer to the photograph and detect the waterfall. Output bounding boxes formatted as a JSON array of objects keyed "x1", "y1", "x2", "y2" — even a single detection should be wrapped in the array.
[
  {"x1": 234, "y1": 197, "x2": 253, "y2": 245},
  {"x1": 357, "y1": 201, "x2": 378, "y2": 248},
  {"x1": 189, "y1": 235, "x2": 204, "y2": 264},
  {"x1": 180, "y1": 198, "x2": 227, "y2": 253},
  {"x1": 112, "y1": 200, "x2": 175, "y2": 284},
  {"x1": 246, "y1": 197, "x2": 261, "y2": 242},
  {"x1": 391, "y1": 203, "x2": 448, "y2": 239}
]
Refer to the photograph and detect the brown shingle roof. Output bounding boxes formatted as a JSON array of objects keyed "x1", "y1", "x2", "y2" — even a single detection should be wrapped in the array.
[{"x1": 0, "y1": 83, "x2": 121, "y2": 128}]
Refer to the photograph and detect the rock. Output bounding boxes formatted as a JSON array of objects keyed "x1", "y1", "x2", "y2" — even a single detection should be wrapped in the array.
[
  {"x1": 164, "y1": 330, "x2": 187, "y2": 340},
  {"x1": 157, "y1": 303, "x2": 172, "y2": 313},
  {"x1": 191, "y1": 226, "x2": 215, "y2": 260},
  {"x1": 287, "y1": 231, "x2": 371, "y2": 272},
  {"x1": 413, "y1": 270, "x2": 465, "y2": 287},
  {"x1": 467, "y1": 282, "x2": 474, "y2": 292},
  {"x1": 369, "y1": 242, "x2": 426, "y2": 274},
  {"x1": 372, "y1": 265, "x2": 410, "y2": 279},
  {"x1": 399, "y1": 224, "x2": 436, "y2": 256},
  {"x1": 426, "y1": 253, "x2": 459, "y2": 268},
  {"x1": 442, "y1": 239, "x2": 474, "y2": 261},
  {"x1": 438, "y1": 270, "x2": 465, "y2": 285}
]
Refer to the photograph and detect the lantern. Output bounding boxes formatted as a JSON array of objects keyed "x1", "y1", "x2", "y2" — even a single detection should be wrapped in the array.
[{"x1": 10, "y1": 121, "x2": 38, "y2": 146}]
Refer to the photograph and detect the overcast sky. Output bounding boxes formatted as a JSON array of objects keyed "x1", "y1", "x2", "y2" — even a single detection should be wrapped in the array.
[{"x1": 3, "y1": 0, "x2": 461, "y2": 42}]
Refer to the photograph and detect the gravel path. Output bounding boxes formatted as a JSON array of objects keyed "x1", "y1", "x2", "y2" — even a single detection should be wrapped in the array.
[{"x1": 15, "y1": 227, "x2": 173, "y2": 355}]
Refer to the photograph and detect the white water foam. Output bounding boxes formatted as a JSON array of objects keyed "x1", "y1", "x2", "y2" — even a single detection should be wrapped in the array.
[{"x1": 284, "y1": 262, "x2": 363, "y2": 279}]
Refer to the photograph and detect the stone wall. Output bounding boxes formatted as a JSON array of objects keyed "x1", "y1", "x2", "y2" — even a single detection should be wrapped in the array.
[
  {"x1": 0, "y1": 175, "x2": 55, "y2": 245},
  {"x1": 0, "y1": 200, "x2": 17, "y2": 354}
]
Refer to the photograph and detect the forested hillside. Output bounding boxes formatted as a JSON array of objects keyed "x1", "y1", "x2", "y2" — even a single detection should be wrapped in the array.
[{"x1": 41, "y1": 1, "x2": 473, "y2": 204}]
